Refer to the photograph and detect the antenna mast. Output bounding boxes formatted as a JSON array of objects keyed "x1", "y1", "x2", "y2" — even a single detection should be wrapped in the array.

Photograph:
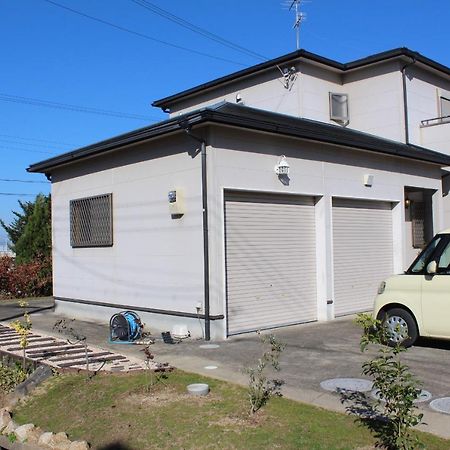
[{"x1": 289, "y1": 0, "x2": 306, "y2": 50}]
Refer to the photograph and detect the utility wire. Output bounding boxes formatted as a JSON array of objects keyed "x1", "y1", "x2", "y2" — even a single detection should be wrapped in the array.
[
  {"x1": 0, "y1": 178, "x2": 49, "y2": 184},
  {"x1": 0, "y1": 133, "x2": 75, "y2": 147},
  {"x1": 0, "y1": 193, "x2": 37, "y2": 197},
  {"x1": 0, "y1": 144, "x2": 56, "y2": 155},
  {"x1": 42, "y1": 0, "x2": 247, "y2": 67},
  {"x1": 131, "y1": 0, "x2": 268, "y2": 62},
  {"x1": 0, "y1": 93, "x2": 155, "y2": 121},
  {"x1": 0, "y1": 138, "x2": 67, "y2": 150}
]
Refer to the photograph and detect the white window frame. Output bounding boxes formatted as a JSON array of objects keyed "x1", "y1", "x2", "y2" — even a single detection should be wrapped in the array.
[{"x1": 329, "y1": 92, "x2": 349, "y2": 125}]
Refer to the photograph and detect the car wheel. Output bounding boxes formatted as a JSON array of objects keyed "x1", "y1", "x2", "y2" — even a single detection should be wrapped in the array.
[{"x1": 382, "y1": 308, "x2": 418, "y2": 348}]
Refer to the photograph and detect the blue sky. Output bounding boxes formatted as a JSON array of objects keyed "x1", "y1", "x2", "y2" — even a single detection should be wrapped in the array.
[{"x1": 1, "y1": 0, "x2": 449, "y2": 243}]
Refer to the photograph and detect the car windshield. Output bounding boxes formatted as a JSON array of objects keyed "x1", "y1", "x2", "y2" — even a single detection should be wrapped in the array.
[{"x1": 409, "y1": 235, "x2": 442, "y2": 273}]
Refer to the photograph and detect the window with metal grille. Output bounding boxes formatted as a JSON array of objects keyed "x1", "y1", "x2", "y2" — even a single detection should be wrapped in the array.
[
  {"x1": 411, "y1": 201, "x2": 426, "y2": 249},
  {"x1": 70, "y1": 194, "x2": 113, "y2": 248}
]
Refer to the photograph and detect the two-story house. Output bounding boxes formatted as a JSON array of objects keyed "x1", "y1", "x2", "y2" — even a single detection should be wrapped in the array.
[{"x1": 28, "y1": 48, "x2": 450, "y2": 339}]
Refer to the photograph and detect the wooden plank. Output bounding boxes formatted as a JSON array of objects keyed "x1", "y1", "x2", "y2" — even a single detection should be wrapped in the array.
[
  {"x1": 58, "y1": 355, "x2": 127, "y2": 368},
  {"x1": 7, "y1": 341, "x2": 67, "y2": 351},
  {"x1": 49, "y1": 351, "x2": 109, "y2": 363}
]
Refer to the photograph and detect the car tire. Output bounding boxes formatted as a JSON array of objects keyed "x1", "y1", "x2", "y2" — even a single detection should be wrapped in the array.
[{"x1": 382, "y1": 308, "x2": 418, "y2": 348}]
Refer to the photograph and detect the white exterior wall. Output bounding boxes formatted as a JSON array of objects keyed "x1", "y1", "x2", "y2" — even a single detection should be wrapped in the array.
[
  {"x1": 343, "y1": 62, "x2": 405, "y2": 142},
  {"x1": 421, "y1": 122, "x2": 450, "y2": 154},
  {"x1": 207, "y1": 127, "x2": 443, "y2": 338},
  {"x1": 50, "y1": 134, "x2": 215, "y2": 337},
  {"x1": 169, "y1": 62, "x2": 344, "y2": 123},
  {"x1": 407, "y1": 66, "x2": 450, "y2": 150}
]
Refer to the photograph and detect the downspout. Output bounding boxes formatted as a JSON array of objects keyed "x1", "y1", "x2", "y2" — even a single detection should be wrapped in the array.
[
  {"x1": 180, "y1": 124, "x2": 211, "y2": 341},
  {"x1": 401, "y1": 57, "x2": 416, "y2": 144}
]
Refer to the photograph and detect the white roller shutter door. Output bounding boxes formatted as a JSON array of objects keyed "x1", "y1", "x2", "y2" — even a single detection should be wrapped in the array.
[
  {"x1": 332, "y1": 198, "x2": 394, "y2": 316},
  {"x1": 225, "y1": 192, "x2": 317, "y2": 335}
]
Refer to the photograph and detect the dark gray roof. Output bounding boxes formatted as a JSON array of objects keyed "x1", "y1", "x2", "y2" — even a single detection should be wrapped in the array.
[
  {"x1": 152, "y1": 48, "x2": 450, "y2": 110},
  {"x1": 28, "y1": 102, "x2": 450, "y2": 174}
]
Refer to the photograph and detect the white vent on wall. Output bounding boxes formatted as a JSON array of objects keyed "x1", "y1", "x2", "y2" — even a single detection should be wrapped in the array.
[{"x1": 329, "y1": 93, "x2": 349, "y2": 125}]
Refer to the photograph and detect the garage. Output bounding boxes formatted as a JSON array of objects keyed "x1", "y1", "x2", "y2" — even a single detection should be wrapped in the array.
[
  {"x1": 224, "y1": 191, "x2": 317, "y2": 335},
  {"x1": 332, "y1": 198, "x2": 394, "y2": 316}
]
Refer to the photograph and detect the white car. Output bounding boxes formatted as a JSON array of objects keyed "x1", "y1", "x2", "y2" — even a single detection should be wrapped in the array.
[{"x1": 373, "y1": 228, "x2": 450, "y2": 347}]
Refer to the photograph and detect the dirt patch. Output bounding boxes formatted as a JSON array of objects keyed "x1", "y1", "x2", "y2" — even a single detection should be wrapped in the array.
[
  {"x1": 121, "y1": 386, "x2": 220, "y2": 407},
  {"x1": 209, "y1": 410, "x2": 267, "y2": 430}
]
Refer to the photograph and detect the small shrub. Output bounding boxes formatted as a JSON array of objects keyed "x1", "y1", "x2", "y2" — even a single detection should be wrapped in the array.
[
  {"x1": 0, "y1": 362, "x2": 28, "y2": 393},
  {"x1": 244, "y1": 332, "x2": 285, "y2": 414},
  {"x1": 10, "y1": 299, "x2": 32, "y2": 370},
  {"x1": 355, "y1": 313, "x2": 424, "y2": 450},
  {"x1": 0, "y1": 255, "x2": 52, "y2": 299}
]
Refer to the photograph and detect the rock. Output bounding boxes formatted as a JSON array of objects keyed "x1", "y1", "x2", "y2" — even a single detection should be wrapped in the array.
[
  {"x1": 69, "y1": 441, "x2": 90, "y2": 450},
  {"x1": 2, "y1": 419, "x2": 17, "y2": 435},
  {"x1": 0, "y1": 409, "x2": 12, "y2": 430},
  {"x1": 38, "y1": 431, "x2": 54, "y2": 446},
  {"x1": 14, "y1": 423, "x2": 35, "y2": 442},
  {"x1": 48, "y1": 431, "x2": 72, "y2": 449}
]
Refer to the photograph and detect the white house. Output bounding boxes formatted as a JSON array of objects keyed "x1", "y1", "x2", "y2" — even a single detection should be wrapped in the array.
[{"x1": 28, "y1": 48, "x2": 450, "y2": 340}]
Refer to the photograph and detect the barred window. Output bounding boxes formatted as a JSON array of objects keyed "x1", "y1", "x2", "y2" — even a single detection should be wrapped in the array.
[{"x1": 70, "y1": 194, "x2": 113, "y2": 248}]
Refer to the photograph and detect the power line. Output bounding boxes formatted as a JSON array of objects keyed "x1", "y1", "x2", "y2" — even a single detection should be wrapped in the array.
[
  {"x1": 42, "y1": 0, "x2": 247, "y2": 67},
  {"x1": 0, "y1": 133, "x2": 75, "y2": 147},
  {"x1": 0, "y1": 178, "x2": 49, "y2": 184},
  {"x1": 0, "y1": 93, "x2": 155, "y2": 122},
  {"x1": 130, "y1": 0, "x2": 268, "y2": 62},
  {"x1": 0, "y1": 138, "x2": 67, "y2": 150},
  {"x1": 0, "y1": 144, "x2": 56, "y2": 155},
  {"x1": 0, "y1": 193, "x2": 37, "y2": 197}
]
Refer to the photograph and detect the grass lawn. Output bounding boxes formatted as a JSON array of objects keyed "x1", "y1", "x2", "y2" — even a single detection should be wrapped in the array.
[{"x1": 12, "y1": 370, "x2": 449, "y2": 450}]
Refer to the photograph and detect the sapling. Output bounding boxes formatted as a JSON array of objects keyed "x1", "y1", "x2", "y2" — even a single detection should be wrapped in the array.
[
  {"x1": 244, "y1": 332, "x2": 285, "y2": 414},
  {"x1": 355, "y1": 313, "x2": 424, "y2": 450},
  {"x1": 53, "y1": 318, "x2": 90, "y2": 375},
  {"x1": 10, "y1": 299, "x2": 32, "y2": 371},
  {"x1": 141, "y1": 346, "x2": 167, "y2": 392}
]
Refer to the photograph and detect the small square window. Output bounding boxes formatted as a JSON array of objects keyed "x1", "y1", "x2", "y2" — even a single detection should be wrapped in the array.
[
  {"x1": 70, "y1": 193, "x2": 113, "y2": 248},
  {"x1": 440, "y1": 96, "x2": 450, "y2": 118},
  {"x1": 329, "y1": 93, "x2": 349, "y2": 124}
]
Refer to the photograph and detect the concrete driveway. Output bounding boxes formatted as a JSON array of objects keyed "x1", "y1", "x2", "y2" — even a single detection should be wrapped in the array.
[{"x1": 3, "y1": 301, "x2": 450, "y2": 438}]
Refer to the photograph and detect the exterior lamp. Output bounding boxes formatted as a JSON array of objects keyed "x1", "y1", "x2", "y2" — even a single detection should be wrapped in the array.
[
  {"x1": 405, "y1": 197, "x2": 411, "y2": 208},
  {"x1": 275, "y1": 155, "x2": 290, "y2": 176}
]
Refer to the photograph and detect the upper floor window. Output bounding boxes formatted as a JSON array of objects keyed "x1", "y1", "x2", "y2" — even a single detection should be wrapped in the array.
[
  {"x1": 440, "y1": 96, "x2": 450, "y2": 118},
  {"x1": 70, "y1": 193, "x2": 113, "y2": 248},
  {"x1": 329, "y1": 93, "x2": 349, "y2": 125}
]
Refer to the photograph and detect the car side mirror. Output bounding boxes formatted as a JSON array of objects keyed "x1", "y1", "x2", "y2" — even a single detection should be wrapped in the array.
[{"x1": 426, "y1": 260, "x2": 437, "y2": 275}]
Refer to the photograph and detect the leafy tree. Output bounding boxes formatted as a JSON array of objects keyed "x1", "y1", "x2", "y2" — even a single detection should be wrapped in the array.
[
  {"x1": 14, "y1": 194, "x2": 51, "y2": 264},
  {"x1": 0, "y1": 199, "x2": 35, "y2": 248}
]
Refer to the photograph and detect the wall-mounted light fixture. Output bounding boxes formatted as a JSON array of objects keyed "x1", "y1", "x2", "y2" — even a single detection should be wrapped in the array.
[
  {"x1": 363, "y1": 174, "x2": 374, "y2": 187},
  {"x1": 274, "y1": 155, "x2": 290, "y2": 176},
  {"x1": 405, "y1": 197, "x2": 411, "y2": 208}
]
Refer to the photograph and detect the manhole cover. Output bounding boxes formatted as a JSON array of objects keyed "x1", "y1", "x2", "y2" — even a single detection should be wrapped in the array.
[
  {"x1": 204, "y1": 365, "x2": 218, "y2": 370},
  {"x1": 430, "y1": 397, "x2": 450, "y2": 414},
  {"x1": 199, "y1": 344, "x2": 220, "y2": 349},
  {"x1": 371, "y1": 389, "x2": 432, "y2": 403},
  {"x1": 320, "y1": 378, "x2": 373, "y2": 393}
]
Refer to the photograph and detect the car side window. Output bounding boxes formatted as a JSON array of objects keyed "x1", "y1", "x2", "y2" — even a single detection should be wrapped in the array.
[
  {"x1": 437, "y1": 241, "x2": 450, "y2": 274},
  {"x1": 410, "y1": 236, "x2": 442, "y2": 273}
]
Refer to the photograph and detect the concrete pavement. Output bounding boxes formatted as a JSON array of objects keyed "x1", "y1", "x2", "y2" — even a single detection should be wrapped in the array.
[{"x1": 2, "y1": 299, "x2": 450, "y2": 440}]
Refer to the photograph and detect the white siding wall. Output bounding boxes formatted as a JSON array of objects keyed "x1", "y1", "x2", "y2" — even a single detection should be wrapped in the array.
[
  {"x1": 208, "y1": 127, "x2": 443, "y2": 337},
  {"x1": 51, "y1": 134, "x2": 205, "y2": 329},
  {"x1": 343, "y1": 62, "x2": 405, "y2": 142},
  {"x1": 169, "y1": 61, "x2": 343, "y2": 123},
  {"x1": 407, "y1": 66, "x2": 450, "y2": 150}
]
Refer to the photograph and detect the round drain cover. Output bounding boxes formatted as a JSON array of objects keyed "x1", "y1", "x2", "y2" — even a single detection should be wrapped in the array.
[
  {"x1": 320, "y1": 378, "x2": 373, "y2": 393},
  {"x1": 372, "y1": 389, "x2": 432, "y2": 403},
  {"x1": 430, "y1": 397, "x2": 450, "y2": 414},
  {"x1": 199, "y1": 344, "x2": 220, "y2": 349}
]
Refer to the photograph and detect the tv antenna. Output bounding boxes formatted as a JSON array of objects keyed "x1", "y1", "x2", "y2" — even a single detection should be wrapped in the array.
[{"x1": 285, "y1": 0, "x2": 307, "y2": 50}]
